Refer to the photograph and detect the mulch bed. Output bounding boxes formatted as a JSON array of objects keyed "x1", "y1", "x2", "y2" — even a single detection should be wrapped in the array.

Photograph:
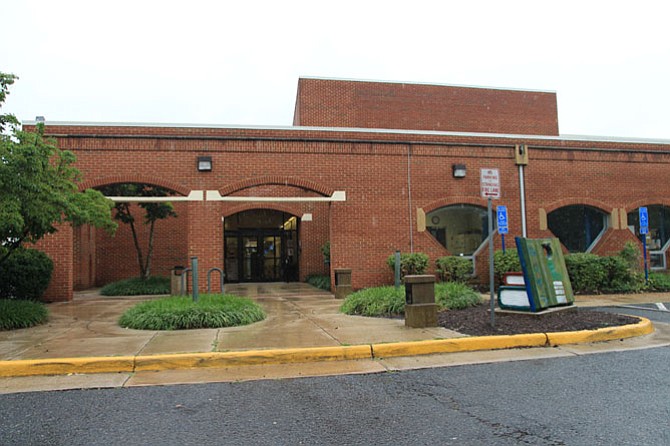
[{"x1": 437, "y1": 305, "x2": 641, "y2": 337}]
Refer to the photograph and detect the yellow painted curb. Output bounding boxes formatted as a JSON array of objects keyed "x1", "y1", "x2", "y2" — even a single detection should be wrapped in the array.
[
  {"x1": 134, "y1": 345, "x2": 373, "y2": 372},
  {"x1": 372, "y1": 333, "x2": 548, "y2": 358},
  {"x1": 546, "y1": 316, "x2": 654, "y2": 346},
  {"x1": 0, "y1": 356, "x2": 135, "y2": 378}
]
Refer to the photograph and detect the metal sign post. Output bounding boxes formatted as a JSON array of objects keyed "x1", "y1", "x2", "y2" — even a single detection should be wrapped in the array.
[
  {"x1": 481, "y1": 169, "x2": 500, "y2": 328},
  {"x1": 639, "y1": 207, "x2": 649, "y2": 283},
  {"x1": 497, "y1": 205, "x2": 508, "y2": 253}
]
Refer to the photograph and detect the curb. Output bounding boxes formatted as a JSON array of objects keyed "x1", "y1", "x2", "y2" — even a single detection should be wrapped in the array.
[{"x1": 0, "y1": 317, "x2": 654, "y2": 378}]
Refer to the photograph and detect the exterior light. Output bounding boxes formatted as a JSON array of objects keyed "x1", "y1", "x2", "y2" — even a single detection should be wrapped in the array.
[
  {"x1": 197, "y1": 156, "x2": 212, "y2": 172},
  {"x1": 452, "y1": 164, "x2": 466, "y2": 178}
]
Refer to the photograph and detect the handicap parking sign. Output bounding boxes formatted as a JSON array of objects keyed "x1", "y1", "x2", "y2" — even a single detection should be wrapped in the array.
[
  {"x1": 497, "y1": 206, "x2": 508, "y2": 234},
  {"x1": 639, "y1": 207, "x2": 649, "y2": 235}
]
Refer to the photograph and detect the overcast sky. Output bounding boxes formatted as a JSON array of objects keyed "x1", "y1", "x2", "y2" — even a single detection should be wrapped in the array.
[{"x1": 2, "y1": 0, "x2": 669, "y2": 139}]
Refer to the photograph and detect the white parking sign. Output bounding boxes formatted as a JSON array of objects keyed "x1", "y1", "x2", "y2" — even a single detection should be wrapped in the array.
[{"x1": 480, "y1": 168, "x2": 500, "y2": 199}]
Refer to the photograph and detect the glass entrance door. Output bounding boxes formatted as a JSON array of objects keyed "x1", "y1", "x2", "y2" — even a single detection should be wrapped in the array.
[{"x1": 224, "y1": 210, "x2": 299, "y2": 283}]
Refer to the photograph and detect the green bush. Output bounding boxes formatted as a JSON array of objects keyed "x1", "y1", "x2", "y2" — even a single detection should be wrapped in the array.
[
  {"x1": 601, "y1": 255, "x2": 642, "y2": 293},
  {"x1": 386, "y1": 252, "x2": 429, "y2": 281},
  {"x1": 341, "y1": 282, "x2": 481, "y2": 317},
  {"x1": 0, "y1": 299, "x2": 49, "y2": 330},
  {"x1": 0, "y1": 248, "x2": 54, "y2": 300},
  {"x1": 435, "y1": 282, "x2": 482, "y2": 309},
  {"x1": 565, "y1": 253, "x2": 607, "y2": 294},
  {"x1": 646, "y1": 272, "x2": 670, "y2": 292},
  {"x1": 493, "y1": 249, "x2": 521, "y2": 284},
  {"x1": 100, "y1": 276, "x2": 171, "y2": 296},
  {"x1": 306, "y1": 274, "x2": 331, "y2": 291},
  {"x1": 340, "y1": 286, "x2": 405, "y2": 317},
  {"x1": 118, "y1": 294, "x2": 266, "y2": 330},
  {"x1": 619, "y1": 241, "x2": 642, "y2": 272},
  {"x1": 435, "y1": 256, "x2": 472, "y2": 283}
]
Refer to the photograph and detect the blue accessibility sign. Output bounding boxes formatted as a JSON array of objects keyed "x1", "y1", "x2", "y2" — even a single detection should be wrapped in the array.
[
  {"x1": 497, "y1": 205, "x2": 509, "y2": 235},
  {"x1": 639, "y1": 207, "x2": 649, "y2": 235}
]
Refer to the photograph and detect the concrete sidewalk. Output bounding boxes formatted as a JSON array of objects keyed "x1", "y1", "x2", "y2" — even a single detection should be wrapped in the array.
[{"x1": 1, "y1": 284, "x2": 669, "y2": 393}]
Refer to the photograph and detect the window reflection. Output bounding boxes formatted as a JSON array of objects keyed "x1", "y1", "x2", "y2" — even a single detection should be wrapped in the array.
[
  {"x1": 426, "y1": 204, "x2": 490, "y2": 256},
  {"x1": 547, "y1": 205, "x2": 607, "y2": 253}
]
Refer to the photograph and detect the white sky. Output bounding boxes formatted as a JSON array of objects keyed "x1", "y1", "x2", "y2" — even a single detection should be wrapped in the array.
[{"x1": 2, "y1": 0, "x2": 669, "y2": 139}]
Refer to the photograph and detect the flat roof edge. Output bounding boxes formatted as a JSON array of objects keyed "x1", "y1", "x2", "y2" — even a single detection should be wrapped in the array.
[
  {"x1": 297, "y1": 75, "x2": 557, "y2": 95},
  {"x1": 21, "y1": 121, "x2": 670, "y2": 145}
]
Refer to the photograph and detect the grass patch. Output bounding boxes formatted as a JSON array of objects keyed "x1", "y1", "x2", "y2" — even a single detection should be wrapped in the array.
[
  {"x1": 341, "y1": 282, "x2": 482, "y2": 317},
  {"x1": 118, "y1": 294, "x2": 266, "y2": 330},
  {"x1": 305, "y1": 274, "x2": 331, "y2": 291},
  {"x1": 340, "y1": 286, "x2": 405, "y2": 317},
  {"x1": 435, "y1": 282, "x2": 483, "y2": 310},
  {"x1": 100, "y1": 276, "x2": 171, "y2": 296},
  {"x1": 0, "y1": 299, "x2": 49, "y2": 331}
]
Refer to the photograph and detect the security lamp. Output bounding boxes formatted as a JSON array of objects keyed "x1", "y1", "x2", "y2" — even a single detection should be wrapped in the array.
[
  {"x1": 197, "y1": 156, "x2": 212, "y2": 172},
  {"x1": 452, "y1": 164, "x2": 466, "y2": 178}
]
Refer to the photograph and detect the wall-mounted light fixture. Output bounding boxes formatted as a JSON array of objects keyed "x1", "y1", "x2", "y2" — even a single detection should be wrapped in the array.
[
  {"x1": 452, "y1": 164, "x2": 466, "y2": 178},
  {"x1": 197, "y1": 156, "x2": 212, "y2": 172}
]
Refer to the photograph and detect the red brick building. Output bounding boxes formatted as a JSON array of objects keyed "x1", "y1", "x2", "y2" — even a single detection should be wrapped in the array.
[{"x1": 29, "y1": 78, "x2": 670, "y2": 301}]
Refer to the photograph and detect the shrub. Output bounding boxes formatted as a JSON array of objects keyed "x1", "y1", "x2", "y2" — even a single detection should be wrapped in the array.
[
  {"x1": 493, "y1": 249, "x2": 521, "y2": 284},
  {"x1": 435, "y1": 256, "x2": 472, "y2": 283},
  {"x1": 565, "y1": 253, "x2": 607, "y2": 294},
  {"x1": 340, "y1": 286, "x2": 405, "y2": 317},
  {"x1": 646, "y1": 272, "x2": 670, "y2": 291},
  {"x1": 341, "y1": 282, "x2": 482, "y2": 317},
  {"x1": 306, "y1": 274, "x2": 331, "y2": 291},
  {"x1": 601, "y1": 255, "x2": 642, "y2": 293},
  {"x1": 0, "y1": 248, "x2": 54, "y2": 300},
  {"x1": 0, "y1": 299, "x2": 49, "y2": 330},
  {"x1": 386, "y1": 252, "x2": 429, "y2": 281},
  {"x1": 435, "y1": 282, "x2": 482, "y2": 309},
  {"x1": 619, "y1": 241, "x2": 642, "y2": 272},
  {"x1": 321, "y1": 242, "x2": 330, "y2": 263},
  {"x1": 118, "y1": 294, "x2": 266, "y2": 330},
  {"x1": 100, "y1": 276, "x2": 171, "y2": 296}
]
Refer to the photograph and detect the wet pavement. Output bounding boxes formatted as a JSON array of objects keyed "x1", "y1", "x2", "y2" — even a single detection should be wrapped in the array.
[
  {"x1": 0, "y1": 283, "x2": 462, "y2": 362},
  {"x1": 1, "y1": 284, "x2": 670, "y2": 393}
]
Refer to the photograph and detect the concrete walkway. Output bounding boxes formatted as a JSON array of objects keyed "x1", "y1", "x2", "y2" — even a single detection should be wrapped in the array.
[{"x1": 1, "y1": 284, "x2": 669, "y2": 393}]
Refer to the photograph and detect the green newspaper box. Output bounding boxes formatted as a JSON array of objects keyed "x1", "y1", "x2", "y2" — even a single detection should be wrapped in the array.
[{"x1": 515, "y1": 237, "x2": 574, "y2": 312}]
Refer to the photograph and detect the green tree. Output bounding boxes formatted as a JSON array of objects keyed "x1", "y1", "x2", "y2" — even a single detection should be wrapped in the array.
[
  {"x1": 98, "y1": 183, "x2": 177, "y2": 280},
  {"x1": 0, "y1": 72, "x2": 117, "y2": 265}
]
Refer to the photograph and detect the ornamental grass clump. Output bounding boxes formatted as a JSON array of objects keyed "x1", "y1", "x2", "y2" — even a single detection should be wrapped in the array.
[
  {"x1": 340, "y1": 286, "x2": 405, "y2": 317},
  {"x1": 0, "y1": 299, "x2": 49, "y2": 331},
  {"x1": 100, "y1": 276, "x2": 171, "y2": 296},
  {"x1": 435, "y1": 282, "x2": 483, "y2": 310},
  {"x1": 118, "y1": 294, "x2": 266, "y2": 330}
]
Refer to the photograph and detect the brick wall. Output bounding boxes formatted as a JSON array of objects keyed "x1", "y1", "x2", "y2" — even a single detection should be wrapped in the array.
[
  {"x1": 25, "y1": 122, "x2": 670, "y2": 299},
  {"x1": 293, "y1": 78, "x2": 559, "y2": 136}
]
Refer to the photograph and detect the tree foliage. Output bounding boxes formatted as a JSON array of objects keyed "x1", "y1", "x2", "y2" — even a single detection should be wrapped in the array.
[
  {"x1": 0, "y1": 72, "x2": 117, "y2": 265},
  {"x1": 98, "y1": 183, "x2": 178, "y2": 280}
]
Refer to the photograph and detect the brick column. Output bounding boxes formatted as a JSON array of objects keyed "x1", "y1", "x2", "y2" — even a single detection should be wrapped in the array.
[
  {"x1": 35, "y1": 224, "x2": 74, "y2": 302},
  {"x1": 187, "y1": 201, "x2": 223, "y2": 293}
]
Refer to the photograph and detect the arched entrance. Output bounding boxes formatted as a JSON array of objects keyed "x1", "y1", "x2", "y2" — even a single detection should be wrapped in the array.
[{"x1": 224, "y1": 209, "x2": 299, "y2": 282}]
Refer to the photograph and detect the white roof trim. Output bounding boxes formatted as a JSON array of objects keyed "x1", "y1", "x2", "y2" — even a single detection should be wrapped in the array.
[{"x1": 21, "y1": 121, "x2": 670, "y2": 146}]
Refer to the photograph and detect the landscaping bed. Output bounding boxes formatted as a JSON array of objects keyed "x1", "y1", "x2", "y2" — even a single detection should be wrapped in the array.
[{"x1": 438, "y1": 305, "x2": 641, "y2": 336}]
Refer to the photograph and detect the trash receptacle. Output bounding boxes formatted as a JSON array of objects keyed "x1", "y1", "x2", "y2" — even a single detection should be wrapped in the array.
[
  {"x1": 171, "y1": 266, "x2": 185, "y2": 296},
  {"x1": 334, "y1": 268, "x2": 352, "y2": 299},
  {"x1": 404, "y1": 275, "x2": 438, "y2": 328}
]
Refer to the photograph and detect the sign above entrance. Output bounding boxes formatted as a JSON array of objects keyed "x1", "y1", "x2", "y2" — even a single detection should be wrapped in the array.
[{"x1": 480, "y1": 168, "x2": 500, "y2": 199}]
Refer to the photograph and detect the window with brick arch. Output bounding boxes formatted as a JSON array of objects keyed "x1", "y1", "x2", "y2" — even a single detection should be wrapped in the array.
[
  {"x1": 547, "y1": 205, "x2": 607, "y2": 253},
  {"x1": 627, "y1": 205, "x2": 670, "y2": 269},
  {"x1": 426, "y1": 204, "x2": 491, "y2": 256}
]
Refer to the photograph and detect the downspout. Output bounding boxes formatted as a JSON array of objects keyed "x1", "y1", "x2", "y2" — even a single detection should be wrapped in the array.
[
  {"x1": 407, "y1": 144, "x2": 414, "y2": 252},
  {"x1": 516, "y1": 144, "x2": 528, "y2": 237}
]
